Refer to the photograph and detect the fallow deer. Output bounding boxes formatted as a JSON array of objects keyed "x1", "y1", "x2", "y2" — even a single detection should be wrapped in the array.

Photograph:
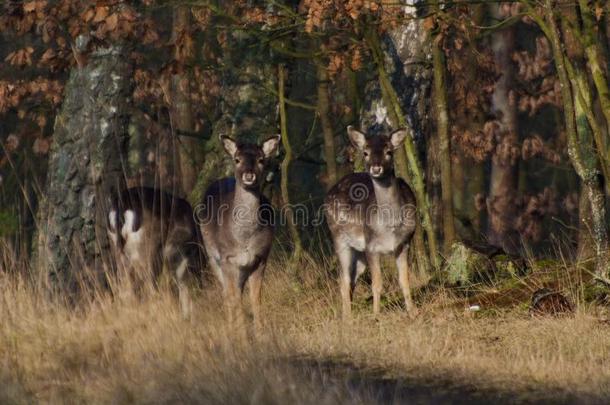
[
  {"x1": 325, "y1": 126, "x2": 417, "y2": 319},
  {"x1": 107, "y1": 187, "x2": 202, "y2": 317},
  {"x1": 199, "y1": 134, "x2": 281, "y2": 329}
]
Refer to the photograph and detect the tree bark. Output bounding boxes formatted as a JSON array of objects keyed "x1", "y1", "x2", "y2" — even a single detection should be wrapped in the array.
[
  {"x1": 540, "y1": 0, "x2": 609, "y2": 279},
  {"x1": 488, "y1": 11, "x2": 519, "y2": 254},
  {"x1": 279, "y1": 64, "x2": 303, "y2": 264},
  {"x1": 171, "y1": 6, "x2": 201, "y2": 200},
  {"x1": 316, "y1": 63, "x2": 337, "y2": 189},
  {"x1": 431, "y1": 2, "x2": 456, "y2": 251},
  {"x1": 36, "y1": 44, "x2": 131, "y2": 292},
  {"x1": 578, "y1": 0, "x2": 610, "y2": 130}
]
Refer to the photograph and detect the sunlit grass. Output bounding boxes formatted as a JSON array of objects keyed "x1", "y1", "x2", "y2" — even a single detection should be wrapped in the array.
[{"x1": 0, "y1": 253, "x2": 609, "y2": 403}]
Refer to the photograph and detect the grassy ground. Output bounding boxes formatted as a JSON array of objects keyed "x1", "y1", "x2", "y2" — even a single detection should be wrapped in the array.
[{"x1": 1, "y1": 255, "x2": 610, "y2": 404}]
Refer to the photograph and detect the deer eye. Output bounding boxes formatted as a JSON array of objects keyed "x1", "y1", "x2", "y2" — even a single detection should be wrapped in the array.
[
  {"x1": 385, "y1": 151, "x2": 392, "y2": 157},
  {"x1": 363, "y1": 151, "x2": 369, "y2": 157},
  {"x1": 258, "y1": 158, "x2": 264, "y2": 164},
  {"x1": 234, "y1": 158, "x2": 241, "y2": 164}
]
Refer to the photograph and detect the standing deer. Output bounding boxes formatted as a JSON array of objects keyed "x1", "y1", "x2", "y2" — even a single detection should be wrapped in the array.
[
  {"x1": 200, "y1": 134, "x2": 281, "y2": 329},
  {"x1": 325, "y1": 126, "x2": 417, "y2": 318},
  {"x1": 107, "y1": 187, "x2": 202, "y2": 317}
]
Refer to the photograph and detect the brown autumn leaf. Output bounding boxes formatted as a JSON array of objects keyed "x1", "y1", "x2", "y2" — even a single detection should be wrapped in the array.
[
  {"x1": 82, "y1": 8, "x2": 95, "y2": 22},
  {"x1": 36, "y1": 114, "x2": 47, "y2": 128},
  {"x1": 106, "y1": 13, "x2": 119, "y2": 31},
  {"x1": 23, "y1": 1, "x2": 38, "y2": 12},
  {"x1": 39, "y1": 48, "x2": 56, "y2": 63},
  {"x1": 5, "y1": 48, "x2": 34, "y2": 67},
  {"x1": 120, "y1": 7, "x2": 138, "y2": 22},
  {"x1": 595, "y1": 5, "x2": 603, "y2": 21},
  {"x1": 93, "y1": 6, "x2": 109, "y2": 23},
  {"x1": 423, "y1": 16, "x2": 435, "y2": 31},
  {"x1": 6, "y1": 134, "x2": 20, "y2": 152},
  {"x1": 33, "y1": 137, "x2": 51, "y2": 155}
]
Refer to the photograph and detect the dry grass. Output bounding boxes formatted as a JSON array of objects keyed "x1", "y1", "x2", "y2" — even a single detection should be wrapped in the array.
[{"x1": 1, "y1": 255, "x2": 610, "y2": 404}]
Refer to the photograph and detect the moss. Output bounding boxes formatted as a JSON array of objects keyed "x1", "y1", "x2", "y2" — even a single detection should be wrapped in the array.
[
  {"x1": 444, "y1": 242, "x2": 489, "y2": 285},
  {"x1": 582, "y1": 282, "x2": 610, "y2": 304}
]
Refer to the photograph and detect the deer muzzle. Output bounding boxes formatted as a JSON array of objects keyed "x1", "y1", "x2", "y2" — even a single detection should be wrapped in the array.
[
  {"x1": 242, "y1": 172, "x2": 257, "y2": 185},
  {"x1": 369, "y1": 165, "x2": 384, "y2": 177}
]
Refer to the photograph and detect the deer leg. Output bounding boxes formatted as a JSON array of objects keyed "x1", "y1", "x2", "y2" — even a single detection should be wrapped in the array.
[
  {"x1": 354, "y1": 251, "x2": 367, "y2": 287},
  {"x1": 175, "y1": 257, "x2": 191, "y2": 319},
  {"x1": 336, "y1": 244, "x2": 355, "y2": 320},
  {"x1": 366, "y1": 250, "x2": 382, "y2": 315},
  {"x1": 223, "y1": 266, "x2": 245, "y2": 329},
  {"x1": 164, "y1": 245, "x2": 192, "y2": 319},
  {"x1": 396, "y1": 245, "x2": 415, "y2": 314},
  {"x1": 248, "y1": 262, "x2": 265, "y2": 334}
]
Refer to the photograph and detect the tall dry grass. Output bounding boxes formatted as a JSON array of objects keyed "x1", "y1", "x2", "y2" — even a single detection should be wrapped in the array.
[{"x1": 1, "y1": 251, "x2": 610, "y2": 403}]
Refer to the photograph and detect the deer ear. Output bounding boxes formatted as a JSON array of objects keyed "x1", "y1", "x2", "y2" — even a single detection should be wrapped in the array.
[
  {"x1": 347, "y1": 126, "x2": 367, "y2": 150},
  {"x1": 220, "y1": 135, "x2": 238, "y2": 157},
  {"x1": 389, "y1": 128, "x2": 408, "y2": 149},
  {"x1": 262, "y1": 134, "x2": 281, "y2": 158}
]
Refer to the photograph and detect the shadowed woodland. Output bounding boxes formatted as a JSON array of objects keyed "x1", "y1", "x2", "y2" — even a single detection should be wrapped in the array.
[{"x1": 1, "y1": 0, "x2": 610, "y2": 402}]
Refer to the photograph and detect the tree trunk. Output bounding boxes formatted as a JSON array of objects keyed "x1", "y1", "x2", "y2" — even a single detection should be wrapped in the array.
[
  {"x1": 171, "y1": 6, "x2": 201, "y2": 200},
  {"x1": 487, "y1": 13, "x2": 519, "y2": 254},
  {"x1": 578, "y1": 0, "x2": 610, "y2": 130},
  {"x1": 431, "y1": 5, "x2": 456, "y2": 251},
  {"x1": 36, "y1": 44, "x2": 131, "y2": 292},
  {"x1": 541, "y1": 0, "x2": 609, "y2": 279},
  {"x1": 316, "y1": 63, "x2": 337, "y2": 189},
  {"x1": 278, "y1": 64, "x2": 303, "y2": 265}
]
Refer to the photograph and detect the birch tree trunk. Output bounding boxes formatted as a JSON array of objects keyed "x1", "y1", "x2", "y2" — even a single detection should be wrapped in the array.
[{"x1": 36, "y1": 44, "x2": 131, "y2": 292}]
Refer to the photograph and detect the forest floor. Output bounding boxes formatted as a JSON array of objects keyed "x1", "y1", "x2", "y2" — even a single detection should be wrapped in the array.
[{"x1": 1, "y1": 255, "x2": 610, "y2": 404}]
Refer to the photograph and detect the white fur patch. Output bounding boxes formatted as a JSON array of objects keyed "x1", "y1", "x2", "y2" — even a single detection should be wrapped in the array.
[
  {"x1": 108, "y1": 210, "x2": 117, "y2": 230},
  {"x1": 121, "y1": 210, "x2": 144, "y2": 264},
  {"x1": 175, "y1": 258, "x2": 188, "y2": 279},
  {"x1": 369, "y1": 231, "x2": 397, "y2": 254},
  {"x1": 338, "y1": 232, "x2": 366, "y2": 252}
]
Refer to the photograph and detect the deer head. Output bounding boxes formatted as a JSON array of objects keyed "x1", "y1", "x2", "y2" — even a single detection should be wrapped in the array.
[
  {"x1": 220, "y1": 134, "x2": 281, "y2": 189},
  {"x1": 347, "y1": 126, "x2": 407, "y2": 179}
]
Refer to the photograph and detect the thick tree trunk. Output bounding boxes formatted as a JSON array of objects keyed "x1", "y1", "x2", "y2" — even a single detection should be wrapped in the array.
[
  {"x1": 488, "y1": 17, "x2": 519, "y2": 254},
  {"x1": 36, "y1": 45, "x2": 131, "y2": 292},
  {"x1": 316, "y1": 63, "x2": 337, "y2": 189},
  {"x1": 171, "y1": 6, "x2": 201, "y2": 200}
]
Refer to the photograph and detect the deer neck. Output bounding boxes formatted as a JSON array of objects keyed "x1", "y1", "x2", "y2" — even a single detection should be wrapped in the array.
[
  {"x1": 233, "y1": 183, "x2": 261, "y2": 228},
  {"x1": 371, "y1": 174, "x2": 401, "y2": 208}
]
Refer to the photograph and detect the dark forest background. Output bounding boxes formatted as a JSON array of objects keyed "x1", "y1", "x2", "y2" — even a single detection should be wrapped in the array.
[{"x1": 0, "y1": 0, "x2": 609, "y2": 288}]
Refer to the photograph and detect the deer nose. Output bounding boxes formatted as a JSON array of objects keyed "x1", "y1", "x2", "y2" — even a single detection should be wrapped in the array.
[
  {"x1": 370, "y1": 165, "x2": 383, "y2": 177},
  {"x1": 242, "y1": 172, "x2": 257, "y2": 184}
]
